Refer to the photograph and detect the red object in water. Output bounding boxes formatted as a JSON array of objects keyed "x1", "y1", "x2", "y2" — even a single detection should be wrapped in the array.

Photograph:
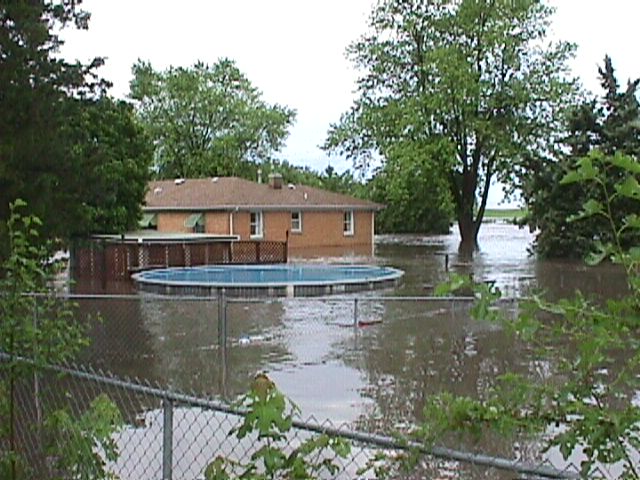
[{"x1": 357, "y1": 319, "x2": 383, "y2": 327}]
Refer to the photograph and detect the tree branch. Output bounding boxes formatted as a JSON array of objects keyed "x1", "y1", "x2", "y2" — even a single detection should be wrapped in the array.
[{"x1": 475, "y1": 155, "x2": 494, "y2": 227}]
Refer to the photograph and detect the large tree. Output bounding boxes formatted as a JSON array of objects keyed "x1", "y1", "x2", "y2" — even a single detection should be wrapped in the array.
[
  {"x1": 1, "y1": 1, "x2": 92, "y2": 251},
  {"x1": 325, "y1": 0, "x2": 576, "y2": 251},
  {"x1": 367, "y1": 140, "x2": 454, "y2": 234},
  {"x1": 523, "y1": 56, "x2": 640, "y2": 257},
  {"x1": 129, "y1": 59, "x2": 296, "y2": 179},
  {"x1": 64, "y1": 97, "x2": 152, "y2": 237},
  {"x1": 0, "y1": 1, "x2": 151, "y2": 258}
]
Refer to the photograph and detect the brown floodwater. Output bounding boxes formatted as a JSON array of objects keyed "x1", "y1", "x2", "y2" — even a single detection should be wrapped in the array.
[
  {"x1": 71, "y1": 222, "x2": 629, "y2": 476},
  {"x1": 76, "y1": 222, "x2": 629, "y2": 415}
]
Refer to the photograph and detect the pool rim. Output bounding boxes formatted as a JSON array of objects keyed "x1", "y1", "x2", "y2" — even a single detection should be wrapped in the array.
[{"x1": 131, "y1": 263, "x2": 404, "y2": 289}]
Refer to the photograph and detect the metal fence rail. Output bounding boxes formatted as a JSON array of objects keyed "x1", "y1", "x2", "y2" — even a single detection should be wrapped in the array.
[
  {"x1": 0, "y1": 353, "x2": 581, "y2": 480},
  {"x1": 3, "y1": 293, "x2": 622, "y2": 479}
]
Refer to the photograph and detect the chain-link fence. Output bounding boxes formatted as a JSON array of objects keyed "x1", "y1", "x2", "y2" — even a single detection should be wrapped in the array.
[
  {"x1": 69, "y1": 294, "x2": 506, "y2": 399},
  {"x1": 2, "y1": 354, "x2": 586, "y2": 480},
  {"x1": 1, "y1": 293, "x2": 624, "y2": 478}
]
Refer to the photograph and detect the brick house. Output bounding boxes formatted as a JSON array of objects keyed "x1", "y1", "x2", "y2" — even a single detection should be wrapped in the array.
[{"x1": 140, "y1": 174, "x2": 383, "y2": 258}]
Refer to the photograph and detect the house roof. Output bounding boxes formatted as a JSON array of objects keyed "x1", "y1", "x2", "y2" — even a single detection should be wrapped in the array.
[{"x1": 143, "y1": 177, "x2": 384, "y2": 212}]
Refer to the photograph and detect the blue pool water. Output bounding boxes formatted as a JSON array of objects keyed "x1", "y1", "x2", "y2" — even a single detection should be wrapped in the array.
[{"x1": 133, "y1": 264, "x2": 403, "y2": 287}]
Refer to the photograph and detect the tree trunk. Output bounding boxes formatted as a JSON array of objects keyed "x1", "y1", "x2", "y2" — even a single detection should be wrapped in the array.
[
  {"x1": 457, "y1": 211, "x2": 478, "y2": 257},
  {"x1": 456, "y1": 170, "x2": 479, "y2": 256}
]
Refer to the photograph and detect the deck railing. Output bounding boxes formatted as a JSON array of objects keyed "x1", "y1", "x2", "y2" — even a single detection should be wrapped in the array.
[{"x1": 70, "y1": 238, "x2": 288, "y2": 280}]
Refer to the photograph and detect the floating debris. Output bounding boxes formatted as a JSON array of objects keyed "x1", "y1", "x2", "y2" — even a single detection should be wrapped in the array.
[{"x1": 238, "y1": 334, "x2": 267, "y2": 346}]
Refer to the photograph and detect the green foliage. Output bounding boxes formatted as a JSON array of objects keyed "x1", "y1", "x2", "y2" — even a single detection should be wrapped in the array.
[
  {"x1": 413, "y1": 151, "x2": 640, "y2": 477},
  {"x1": 130, "y1": 59, "x2": 296, "y2": 179},
  {"x1": 325, "y1": 0, "x2": 576, "y2": 248},
  {"x1": 434, "y1": 272, "x2": 502, "y2": 322},
  {"x1": 205, "y1": 374, "x2": 351, "y2": 480},
  {"x1": 559, "y1": 151, "x2": 640, "y2": 269},
  {"x1": 64, "y1": 97, "x2": 153, "y2": 236},
  {"x1": 524, "y1": 56, "x2": 640, "y2": 258},
  {"x1": 0, "y1": 201, "x2": 88, "y2": 367},
  {"x1": 367, "y1": 140, "x2": 454, "y2": 234},
  {"x1": 483, "y1": 209, "x2": 527, "y2": 221},
  {"x1": 45, "y1": 394, "x2": 123, "y2": 480},
  {"x1": 419, "y1": 379, "x2": 542, "y2": 444},
  {"x1": 0, "y1": 201, "x2": 122, "y2": 480},
  {"x1": 0, "y1": 2, "x2": 151, "y2": 258},
  {"x1": 243, "y1": 162, "x2": 362, "y2": 198},
  {"x1": 312, "y1": 165, "x2": 361, "y2": 197}
]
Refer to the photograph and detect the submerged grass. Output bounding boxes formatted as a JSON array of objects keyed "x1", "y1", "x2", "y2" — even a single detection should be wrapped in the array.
[{"x1": 483, "y1": 208, "x2": 526, "y2": 221}]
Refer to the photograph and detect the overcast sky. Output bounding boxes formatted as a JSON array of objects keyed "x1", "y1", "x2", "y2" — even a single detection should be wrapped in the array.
[{"x1": 60, "y1": 0, "x2": 640, "y2": 207}]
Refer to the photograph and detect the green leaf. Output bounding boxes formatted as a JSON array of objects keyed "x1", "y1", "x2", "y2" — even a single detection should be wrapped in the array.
[
  {"x1": 585, "y1": 242, "x2": 612, "y2": 266},
  {"x1": 434, "y1": 273, "x2": 468, "y2": 296},
  {"x1": 615, "y1": 176, "x2": 640, "y2": 200},
  {"x1": 610, "y1": 153, "x2": 640, "y2": 174},
  {"x1": 581, "y1": 199, "x2": 604, "y2": 216},
  {"x1": 623, "y1": 214, "x2": 640, "y2": 230},
  {"x1": 562, "y1": 156, "x2": 600, "y2": 185},
  {"x1": 585, "y1": 250, "x2": 608, "y2": 266},
  {"x1": 559, "y1": 170, "x2": 582, "y2": 185},
  {"x1": 204, "y1": 457, "x2": 231, "y2": 480},
  {"x1": 211, "y1": 379, "x2": 351, "y2": 479},
  {"x1": 44, "y1": 395, "x2": 122, "y2": 480},
  {"x1": 331, "y1": 437, "x2": 352, "y2": 458},
  {"x1": 568, "y1": 199, "x2": 604, "y2": 222},
  {"x1": 628, "y1": 247, "x2": 640, "y2": 262}
]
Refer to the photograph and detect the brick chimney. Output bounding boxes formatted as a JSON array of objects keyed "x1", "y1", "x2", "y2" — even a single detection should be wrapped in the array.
[{"x1": 268, "y1": 173, "x2": 283, "y2": 189}]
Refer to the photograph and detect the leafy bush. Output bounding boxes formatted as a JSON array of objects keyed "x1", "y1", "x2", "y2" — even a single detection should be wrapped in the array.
[
  {"x1": 424, "y1": 151, "x2": 640, "y2": 477},
  {"x1": 0, "y1": 201, "x2": 122, "y2": 480}
]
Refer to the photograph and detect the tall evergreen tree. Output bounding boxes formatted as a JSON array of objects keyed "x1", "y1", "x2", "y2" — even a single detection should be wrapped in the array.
[{"x1": 523, "y1": 56, "x2": 640, "y2": 258}]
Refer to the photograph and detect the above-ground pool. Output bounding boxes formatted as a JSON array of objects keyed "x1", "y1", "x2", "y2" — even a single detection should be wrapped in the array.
[{"x1": 132, "y1": 264, "x2": 404, "y2": 297}]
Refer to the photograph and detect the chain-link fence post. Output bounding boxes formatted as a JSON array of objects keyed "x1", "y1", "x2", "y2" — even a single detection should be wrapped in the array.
[
  {"x1": 353, "y1": 298, "x2": 359, "y2": 327},
  {"x1": 217, "y1": 288, "x2": 227, "y2": 348},
  {"x1": 32, "y1": 301, "x2": 43, "y2": 427},
  {"x1": 162, "y1": 397, "x2": 173, "y2": 480}
]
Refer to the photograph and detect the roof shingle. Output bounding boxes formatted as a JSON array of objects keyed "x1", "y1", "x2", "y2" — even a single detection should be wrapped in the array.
[{"x1": 144, "y1": 177, "x2": 383, "y2": 211}]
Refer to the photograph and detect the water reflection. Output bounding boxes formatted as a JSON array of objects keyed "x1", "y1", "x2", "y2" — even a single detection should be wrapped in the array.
[
  {"x1": 376, "y1": 223, "x2": 626, "y2": 299},
  {"x1": 375, "y1": 223, "x2": 537, "y2": 298},
  {"x1": 77, "y1": 298, "x2": 158, "y2": 381},
  {"x1": 73, "y1": 223, "x2": 628, "y2": 439},
  {"x1": 266, "y1": 299, "x2": 377, "y2": 424}
]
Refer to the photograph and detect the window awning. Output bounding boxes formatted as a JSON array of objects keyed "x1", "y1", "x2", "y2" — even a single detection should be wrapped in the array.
[
  {"x1": 139, "y1": 213, "x2": 157, "y2": 229},
  {"x1": 184, "y1": 213, "x2": 204, "y2": 228}
]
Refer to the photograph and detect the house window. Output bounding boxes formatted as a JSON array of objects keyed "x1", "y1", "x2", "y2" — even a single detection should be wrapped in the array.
[
  {"x1": 139, "y1": 213, "x2": 157, "y2": 230},
  {"x1": 250, "y1": 211, "x2": 263, "y2": 238},
  {"x1": 185, "y1": 213, "x2": 205, "y2": 233},
  {"x1": 291, "y1": 211, "x2": 302, "y2": 233},
  {"x1": 343, "y1": 211, "x2": 354, "y2": 236}
]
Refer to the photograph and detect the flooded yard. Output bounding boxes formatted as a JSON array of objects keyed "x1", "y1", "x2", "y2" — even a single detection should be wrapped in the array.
[
  {"x1": 76, "y1": 223, "x2": 626, "y2": 421},
  {"x1": 68, "y1": 222, "x2": 629, "y2": 476}
]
